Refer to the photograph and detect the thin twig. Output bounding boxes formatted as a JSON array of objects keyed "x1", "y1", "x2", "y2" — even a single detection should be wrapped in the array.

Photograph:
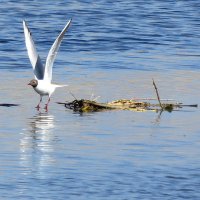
[
  {"x1": 93, "y1": 96, "x2": 101, "y2": 101},
  {"x1": 152, "y1": 79, "x2": 163, "y2": 109},
  {"x1": 69, "y1": 91, "x2": 77, "y2": 100},
  {"x1": 90, "y1": 93, "x2": 100, "y2": 101}
]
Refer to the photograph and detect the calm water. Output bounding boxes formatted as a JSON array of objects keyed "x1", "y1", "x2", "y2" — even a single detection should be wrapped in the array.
[{"x1": 1, "y1": 0, "x2": 200, "y2": 199}]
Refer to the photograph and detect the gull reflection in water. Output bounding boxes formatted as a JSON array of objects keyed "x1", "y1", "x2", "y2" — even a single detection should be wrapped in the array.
[{"x1": 20, "y1": 113, "x2": 56, "y2": 177}]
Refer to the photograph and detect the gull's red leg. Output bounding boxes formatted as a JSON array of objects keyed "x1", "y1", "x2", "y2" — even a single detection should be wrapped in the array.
[
  {"x1": 36, "y1": 96, "x2": 42, "y2": 111},
  {"x1": 44, "y1": 97, "x2": 50, "y2": 111}
]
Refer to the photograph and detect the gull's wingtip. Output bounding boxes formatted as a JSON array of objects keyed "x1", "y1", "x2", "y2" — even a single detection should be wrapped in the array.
[
  {"x1": 23, "y1": 20, "x2": 28, "y2": 29},
  {"x1": 23, "y1": 20, "x2": 32, "y2": 35},
  {"x1": 60, "y1": 18, "x2": 72, "y2": 33},
  {"x1": 67, "y1": 18, "x2": 72, "y2": 26}
]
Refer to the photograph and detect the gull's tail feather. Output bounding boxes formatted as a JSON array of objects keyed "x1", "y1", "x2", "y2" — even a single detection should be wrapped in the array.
[{"x1": 53, "y1": 84, "x2": 68, "y2": 88}]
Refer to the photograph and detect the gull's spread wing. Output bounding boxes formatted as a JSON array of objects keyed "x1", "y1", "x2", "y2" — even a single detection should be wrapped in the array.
[
  {"x1": 23, "y1": 20, "x2": 44, "y2": 80},
  {"x1": 44, "y1": 19, "x2": 72, "y2": 82}
]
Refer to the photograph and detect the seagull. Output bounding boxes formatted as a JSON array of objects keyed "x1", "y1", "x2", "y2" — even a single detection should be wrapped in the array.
[{"x1": 23, "y1": 19, "x2": 72, "y2": 111}]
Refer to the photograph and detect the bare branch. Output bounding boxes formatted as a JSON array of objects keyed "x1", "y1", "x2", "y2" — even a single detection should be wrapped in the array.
[{"x1": 152, "y1": 79, "x2": 163, "y2": 109}]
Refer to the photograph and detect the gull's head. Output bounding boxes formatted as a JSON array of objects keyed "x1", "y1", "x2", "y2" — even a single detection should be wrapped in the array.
[{"x1": 28, "y1": 79, "x2": 38, "y2": 88}]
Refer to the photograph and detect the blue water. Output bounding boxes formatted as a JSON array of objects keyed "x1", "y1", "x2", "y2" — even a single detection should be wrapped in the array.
[{"x1": 1, "y1": 0, "x2": 200, "y2": 199}]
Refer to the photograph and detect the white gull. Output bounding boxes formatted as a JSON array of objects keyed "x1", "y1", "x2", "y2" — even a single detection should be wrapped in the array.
[{"x1": 23, "y1": 19, "x2": 72, "y2": 111}]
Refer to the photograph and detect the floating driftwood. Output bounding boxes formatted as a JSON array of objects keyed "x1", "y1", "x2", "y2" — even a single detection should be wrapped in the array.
[
  {"x1": 57, "y1": 80, "x2": 198, "y2": 113},
  {"x1": 0, "y1": 103, "x2": 19, "y2": 107},
  {"x1": 57, "y1": 99, "x2": 197, "y2": 113}
]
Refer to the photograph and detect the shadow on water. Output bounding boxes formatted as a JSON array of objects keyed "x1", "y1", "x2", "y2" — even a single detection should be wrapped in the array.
[{"x1": 19, "y1": 112, "x2": 56, "y2": 176}]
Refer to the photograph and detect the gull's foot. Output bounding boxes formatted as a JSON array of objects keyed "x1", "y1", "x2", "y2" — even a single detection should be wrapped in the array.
[
  {"x1": 44, "y1": 104, "x2": 48, "y2": 112},
  {"x1": 35, "y1": 105, "x2": 40, "y2": 111}
]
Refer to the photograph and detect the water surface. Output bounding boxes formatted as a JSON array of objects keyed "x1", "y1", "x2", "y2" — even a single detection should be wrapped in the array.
[{"x1": 1, "y1": 0, "x2": 200, "y2": 199}]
